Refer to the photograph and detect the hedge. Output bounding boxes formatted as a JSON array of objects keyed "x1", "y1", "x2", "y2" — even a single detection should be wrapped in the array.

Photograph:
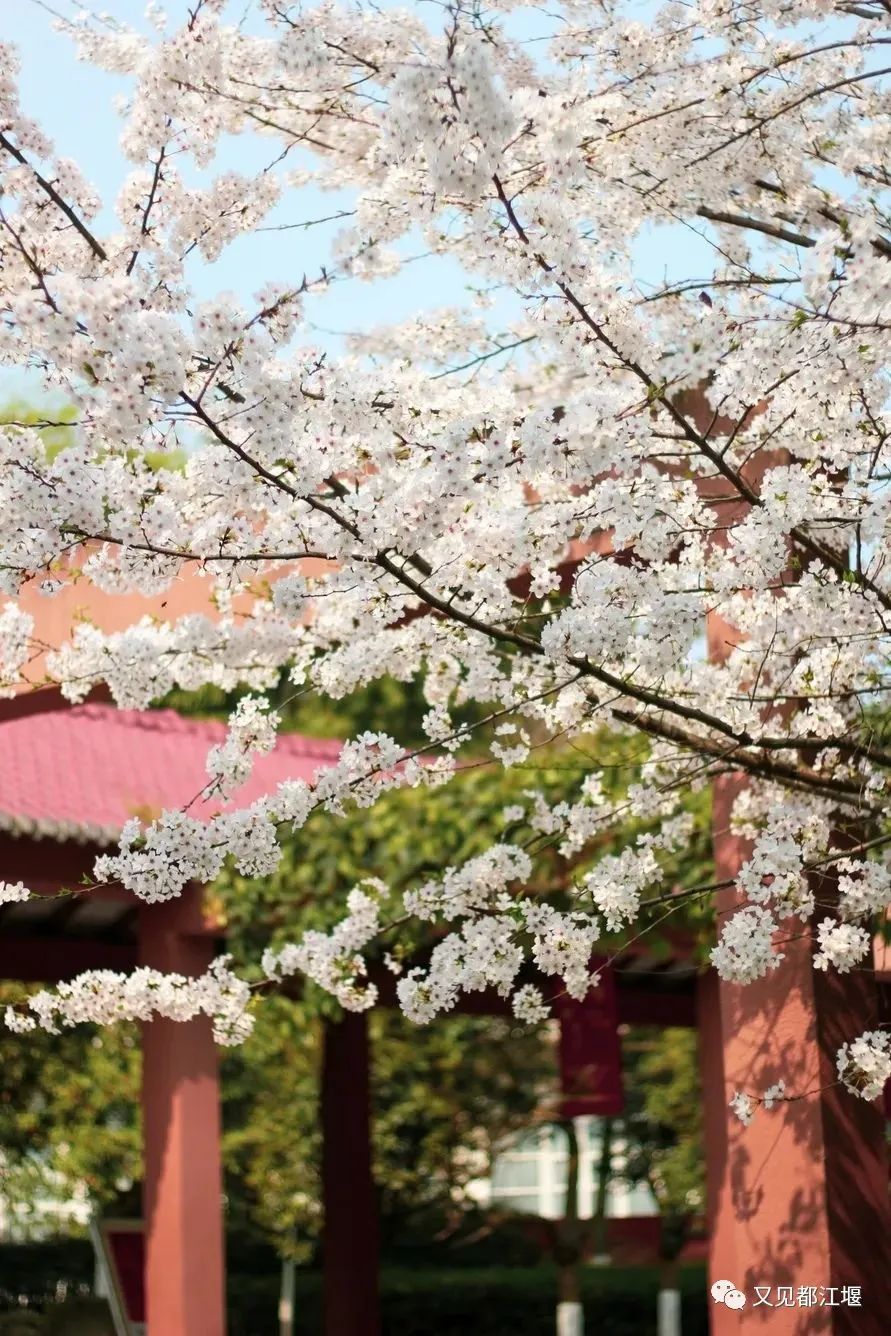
[
  {"x1": 0, "y1": 1243, "x2": 94, "y2": 1310},
  {"x1": 0, "y1": 1242, "x2": 708, "y2": 1336},
  {"x1": 232, "y1": 1265, "x2": 709, "y2": 1336}
]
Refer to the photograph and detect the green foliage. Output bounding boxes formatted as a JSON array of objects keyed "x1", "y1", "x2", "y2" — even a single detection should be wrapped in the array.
[
  {"x1": 0, "y1": 1316, "x2": 46, "y2": 1336},
  {"x1": 0, "y1": 1239, "x2": 93, "y2": 1310},
  {"x1": 282, "y1": 1263, "x2": 709, "y2": 1336},
  {"x1": 226, "y1": 1261, "x2": 710, "y2": 1336},
  {"x1": 0, "y1": 401, "x2": 78, "y2": 462},
  {"x1": 376, "y1": 1264, "x2": 709, "y2": 1336},
  {"x1": 0, "y1": 993, "x2": 549, "y2": 1263},
  {"x1": 42, "y1": 1301, "x2": 114, "y2": 1336},
  {"x1": 0, "y1": 1001, "x2": 140, "y2": 1225},
  {"x1": 372, "y1": 1011, "x2": 549, "y2": 1223},
  {"x1": 0, "y1": 400, "x2": 186, "y2": 473},
  {"x1": 219, "y1": 996, "x2": 322, "y2": 1257},
  {"x1": 222, "y1": 999, "x2": 550, "y2": 1260},
  {"x1": 162, "y1": 672, "x2": 438, "y2": 749},
  {"x1": 620, "y1": 1028, "x2": 705, "y2": 1259}
]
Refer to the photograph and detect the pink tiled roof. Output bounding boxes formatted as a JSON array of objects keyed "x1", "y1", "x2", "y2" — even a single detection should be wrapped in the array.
[{"x1": 0, "y1": 703, "x2": 343, "y2": 846}]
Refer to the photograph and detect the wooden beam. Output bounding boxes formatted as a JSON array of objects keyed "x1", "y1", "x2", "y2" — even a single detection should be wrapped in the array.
[
  {"x1": 0, "y1": 831, "x2": 99, "y2": 890},
  {"x1": 0, "y1": 683, "x2": 111, "y2": 723},
  {"x1": 321, "y1": 1011, "x2": 381, "y2": 1336},
  {"x1": 0, "y1": 934, "x2": 137, "y2": 981}
]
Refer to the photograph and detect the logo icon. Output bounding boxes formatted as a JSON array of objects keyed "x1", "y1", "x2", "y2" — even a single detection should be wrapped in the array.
[{"x1": 712, "y1": 1280, "x2": 747, "y2": 1310}]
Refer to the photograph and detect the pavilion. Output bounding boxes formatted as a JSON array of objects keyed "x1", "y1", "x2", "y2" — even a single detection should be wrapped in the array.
[{"x1": 0, "y1": 693, "x2": 704, "y2": 1334}]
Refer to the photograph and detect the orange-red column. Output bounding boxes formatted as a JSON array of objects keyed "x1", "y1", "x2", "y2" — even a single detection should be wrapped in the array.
[
  {"x1": 700, "y1": 773, "x2": 891, "y2": 1333},
  {"x1": 692, "y1": 412, "x2": 891, "y2": 1330},
  {"x1": 139, "y1": 892, "x2": 226, "y2": 1336}
]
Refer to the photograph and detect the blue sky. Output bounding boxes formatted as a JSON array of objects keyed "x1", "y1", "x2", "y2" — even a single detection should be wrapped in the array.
[
  {"x1": 3, "y1": 0, "x2": 715, "y2": 399},
  {"x1": 5, "y1": 3, "x2": 469, "y2": 336}
]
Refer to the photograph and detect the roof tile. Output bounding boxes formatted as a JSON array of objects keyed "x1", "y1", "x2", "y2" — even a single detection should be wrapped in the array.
[{"x1": 0, "y1": 704, "x2": 342, "y2": 844}]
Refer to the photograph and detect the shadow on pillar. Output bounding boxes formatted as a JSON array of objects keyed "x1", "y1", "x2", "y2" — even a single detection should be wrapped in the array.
[
  {"x1": 699, "y1": 783, "x2": 891, "y2": 1334},
  {"x1": 321, "y1": 1011, "x2": 381, "y2": 1336}
]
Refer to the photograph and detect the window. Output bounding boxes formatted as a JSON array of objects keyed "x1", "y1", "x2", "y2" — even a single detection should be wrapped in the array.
[{"x1": 482, "y1": 1118, "x2": 658, "y2": 1220}]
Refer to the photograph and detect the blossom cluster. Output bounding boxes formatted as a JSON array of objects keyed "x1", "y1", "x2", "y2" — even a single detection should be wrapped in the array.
[
  {"x1": 4, "y1": 957, "x2": 253, "y2": 1045},
  {"x1": 262, "y1": 882, "x2": 385, "y2": 1012},
  {"x1": 0, "y1": 603, "x2": 33, "y2": 695},
  {"x1": 836, "y1": 1031, "x2": 891, "y2": 1103},
  {"x1": 729, "y1": 1080, "x2": 787, "y2": 1127},
  {"x1": 0, "y1": 881, "x2": 31, "y2": 905},
  {"x1": 205, "y1": 695, "x2": 280, "y2": 798}
]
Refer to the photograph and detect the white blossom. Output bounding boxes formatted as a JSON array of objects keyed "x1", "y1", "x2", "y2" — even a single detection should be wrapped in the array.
[
  {"x1": 729, "y1": 1091, "x2": 755, "y2": 1127},
  {"x1": 813, "y1": 919, "x2": 871, "y2": 975},
  {"x1": 712, "y1": 907, "x2": 784, "y2": 985},
  {"x1": 205, "y1": 695, "x2": 280, "y2": 797},
  {"x1": 837, "y1": 1031, "x2": 891, "y2": 1102},
  {"x1": 0, "y1": 603, "x2": 33, "y2": 694},
  {"x1": 762, "y1": 1080, "x2": 786, "y2": 1111},
  {"x1": 511, "y1": 984, "x2": 551, "y2": 1025},
  {"x1": 0, "y1": 881, "x2": 30, "y2": 905},
  {"x1": 4, "y1": 957, "x2": 252, "y2": 1045}
]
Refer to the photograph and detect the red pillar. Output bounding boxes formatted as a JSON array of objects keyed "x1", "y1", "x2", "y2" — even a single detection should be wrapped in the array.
[
  {"x1": 700, "y1": 774, "x2": 891, "y2": 1333},
  {"x1": 139, "y1": 891, "x2": 226, "y2": 1336},
  {"x1": 321, "y1": 1010, "x2": 381, "y2": 1336},
  {"x1": 692, "y1": 413, "x2": 891, "y2": 1330}
]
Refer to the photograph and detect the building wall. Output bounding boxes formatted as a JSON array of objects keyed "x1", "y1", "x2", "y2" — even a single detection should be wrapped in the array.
[{"x1": 476, "y1": 1117, "x2": 658, "y2": 1221}]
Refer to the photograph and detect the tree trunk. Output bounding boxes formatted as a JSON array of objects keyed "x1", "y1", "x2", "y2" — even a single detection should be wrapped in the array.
[
  {"x1": 657, "y1": 1258, "x2": 681, "y2": 1336},
  {"x1": 590, "y1": 1116, "x2": 614, "y2": 1263},
  {"x1": 555, "y1": 1119, "x2": 584, "y2": 1336},
  {"x1": 278, "y1": 1257, "x2": 295, "y2": 1336}
]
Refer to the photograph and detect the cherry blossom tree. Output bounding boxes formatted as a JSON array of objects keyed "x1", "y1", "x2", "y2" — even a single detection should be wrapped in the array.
[{"x1": 2, "y1": 0, "x2": 891, "y2": 1113}]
